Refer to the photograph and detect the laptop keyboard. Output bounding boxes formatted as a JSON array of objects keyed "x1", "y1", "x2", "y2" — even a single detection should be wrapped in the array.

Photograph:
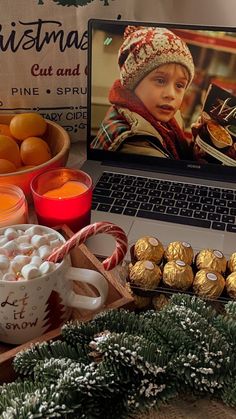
[{"x1": 92, "y1": 172, "x2": 236, "y2": 233}]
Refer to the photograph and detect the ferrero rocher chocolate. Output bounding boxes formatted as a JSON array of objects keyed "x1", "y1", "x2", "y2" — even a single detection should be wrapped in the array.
[
  {"x1": 125, "y1": 282, "x2": 152, "y2": 309},
  {"x1": 228, "y1": 252, "x2": 236, "y2": 273},
  {"x1": 164, "y1": 241, "x2": 194, "y2": 265},
  {"x1": 162, "y1": 259, "x2": 194, "y2": 291},
  {"x1": 226, "y1": 272, "x2": 236, "y2": 299},
  {"x1": 152, "y1": 293, "x2": 170, "y2": 311},
  {"x1": 195, "y1": 249, "x2": 227, "y2": 274},
  {"x1": 193, "y1": 269, "x2": 225, "y2": 299},
  {"x1": 134, "y1": 236, "x2": 164, "y2": 264},
  {"x1": 133, "y1": 294, "x2": 152, "y2": 309},
  {"x1": 129, "y1": 260, "x2": 162, "y2": 290}
]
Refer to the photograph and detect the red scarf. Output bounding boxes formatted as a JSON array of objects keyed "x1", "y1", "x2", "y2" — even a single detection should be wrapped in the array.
[{"x1": 109, "y1": 80, "x2": 188, "y2": 160}]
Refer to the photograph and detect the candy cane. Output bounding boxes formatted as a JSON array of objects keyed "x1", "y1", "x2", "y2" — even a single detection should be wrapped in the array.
[{"x1": 47, "y1": 222, "x2": 128, "y2": 270}]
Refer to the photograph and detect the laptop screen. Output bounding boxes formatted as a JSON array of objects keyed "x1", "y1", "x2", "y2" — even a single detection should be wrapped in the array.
[{"x1": 87, "y1": 19, "x2": 236, "y2": 182}]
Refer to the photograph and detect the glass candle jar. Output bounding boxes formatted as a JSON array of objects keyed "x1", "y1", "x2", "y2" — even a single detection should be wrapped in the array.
[
  {"x1": 0, "y1": 184, "x2": 28, "y2": 227},
  {"x1": 31, "y1": 168, "x2": 93, "y2": 232}
]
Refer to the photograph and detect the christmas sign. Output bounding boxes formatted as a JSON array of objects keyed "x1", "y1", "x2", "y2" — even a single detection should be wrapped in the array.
[{"x1": 0, "y1": 0, "x2": 138, "y2": 143}]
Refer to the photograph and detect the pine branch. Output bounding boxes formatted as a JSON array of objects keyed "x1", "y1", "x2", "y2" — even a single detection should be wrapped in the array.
[
  {"x1": 213, "y1": 316, "x2": 236, "y2": 351},
  {"x1": 169, "y1": 294, "x2": 218, "y2": 321},
  {"x1": 138, "y1": 296, "x2": 232, "y2": 396},
  {"x1": 94, "y1": 332, "x2": 175, "y2": 407},
  {"x1": 13, "y1": 340, "x2": 85, "y2": 376},
  {"x1": 0, "y1": 380, "x2": 74, "y2": 418},
  {"x1": 0, "y1": 295, "x2": 236, "y2": 417},
  {"x1": 33, "y1": 357, "x2": 77, "y2": 383},
  {"x1": 56, "y1": 362, "x2": 130, "y2": 418},
  {"x1": 221, "y1": 380, "x2": 236, "y2": 408},
  {"x1": 62, "y1": 309, "x2": 142, "y2": 346},
  {"x1": 225, "y1": 300, "x2": 236, "y2": 318},
  {"x1": 211, "y1": 301, "x2": 236, "y2": 391}
]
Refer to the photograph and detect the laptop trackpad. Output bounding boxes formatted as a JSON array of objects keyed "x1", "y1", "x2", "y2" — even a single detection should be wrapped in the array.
[
  {"x1": 86, "y1": 214, "x2": 226, "y2": 259},
  {"x1": 128, "y1": 220, "x2": 226, "y2": 255}
]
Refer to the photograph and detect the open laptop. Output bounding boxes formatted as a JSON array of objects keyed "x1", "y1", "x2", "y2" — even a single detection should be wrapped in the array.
[{"x1": 81, "y1": 18, "x2": 236, "y2": 259}]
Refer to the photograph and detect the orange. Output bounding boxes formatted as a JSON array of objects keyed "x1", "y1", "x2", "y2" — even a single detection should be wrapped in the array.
[
  {"x1": 0, "y1": 158, "x2": 17, "y2": 174},
  {"x1": 20, "y1": 137, "x2": 52, "y2": 166},
  {"x1": 0, "y1": 123, "x2": 21, "y2": 146},
  {"x1": 0, "y1": 123, "x2": 13, "y2": 138},
  {"x1": 0, "y1": 135, "x2": 21, "y2": 167},
  {"x1": 9, "y1": 113, "x2": 47, "y2": 141}
]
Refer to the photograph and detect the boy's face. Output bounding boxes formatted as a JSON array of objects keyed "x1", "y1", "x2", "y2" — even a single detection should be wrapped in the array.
[{"x1": 134, "y1": 63, "x2": 189, "y2": 123}]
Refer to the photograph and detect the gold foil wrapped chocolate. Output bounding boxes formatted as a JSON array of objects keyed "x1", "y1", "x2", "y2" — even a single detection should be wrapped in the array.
[
  {"x1": 134, "y1": 236, "x2": 164, "y2": 264},
  {"x1": 125, "y1": 282, "x2": 152, "y2": 309},
  {"x1": 162, "y1": 260, "x2": 194, "y2": 291},
  {"x1": 164, "y1": 241, "x2": 194, "y2": 265},
  {"x1": 195, "y1": 249, "x2": 227, "y2": 274},
  {"x1": 228, "y1": 252, "x2": 236, "y2": 273},
  {"x1": 193, "y1": 269, "x2": 225, "y2": 299},
  {"x1": 226, "y1": 272, "x2": 236, "y2": 299},
  {"x1": 152, "y1": 293, "x2": 170, "y2": 311},
  {"x1": 129, "y1": 260, "x2": 162, "y2": 290}
]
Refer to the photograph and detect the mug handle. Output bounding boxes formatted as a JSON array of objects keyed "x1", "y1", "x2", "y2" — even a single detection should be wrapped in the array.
[{"x1": 65, "y1": 267, "x2": 109, "y2": 310}]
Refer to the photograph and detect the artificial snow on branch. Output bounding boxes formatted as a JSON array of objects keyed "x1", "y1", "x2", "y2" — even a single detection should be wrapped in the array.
[{"x1": 0, "y1": 294, "x2": 235, "y2": 418}]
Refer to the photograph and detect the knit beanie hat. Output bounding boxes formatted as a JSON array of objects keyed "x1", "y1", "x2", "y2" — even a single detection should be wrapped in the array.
[{"x1": 118, "y1": 25, "x2": 195, "y2": 90}]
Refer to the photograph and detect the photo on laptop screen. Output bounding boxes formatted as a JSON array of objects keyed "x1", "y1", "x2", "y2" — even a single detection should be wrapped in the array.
[
  {"x1": 87, "y1": 20, "x2": 236, "y2": 179},
  {"x1": 83, "y1": 19, "x2": 236, "y2": 259}
]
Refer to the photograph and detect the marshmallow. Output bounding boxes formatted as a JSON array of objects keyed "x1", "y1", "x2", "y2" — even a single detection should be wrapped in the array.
[
  {"x1": 38, "y1": 245, "x2": 51, "y2": 259},
  {"x1": 46, "y1": 233, "x2": 60, "y2": 241},
  {"x1": 10, "y1": 261, "x2": 21, "y2": 274},
  {"x1": 0, "y1": 255, "x2": 10, "y2": 270},
  {"x1": 39, "y1": 261, "x2": 54, "y2": 275},
  {"x1": 0, "y1": 237, "x2": 8, "y2": 246},
  {"x1": 10, "y1": 255, "x2": 31, "y2": 273},
  {"x1": 0, "y1": 248, "x2": 6, "y2": 256},
  {"x1": 0, "y1": 226, "x2": 60, "y2": 281},
  {"x1": 16, "y1": 235, "x2": 31, "y2": 244},
  {"x1": 21, "y1": 264, "x2": 40, "y2": 280},
  {"x1": 49, "y1": 239, "x2": 62, "y2": 249},
  {"x1": 18, "y1": 243, "x2": 34, "y2": 255},
  {"x1": 31, "y1": 255, "x2": 43, "y2": 267},
  {"x1": 13, "y1": 254, "x2": 31, "y2": 265},
  {"x1": 25, "y1": 226, "x2": 44, "y2": 236},
  {"x1": 1, "y1": 241, "x2": 18, "y2": 257},
  {"x1": 31, "y1": 234, "x2": 48, "y2": 248},
  {"x1": 4, "y1": 228, "x2": 18, "y2": 240},
  {"x1": 2, "y1": 272, "x2": 16, "y2": 282}
]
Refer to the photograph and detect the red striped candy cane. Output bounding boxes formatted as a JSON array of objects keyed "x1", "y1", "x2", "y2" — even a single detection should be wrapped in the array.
[{"x1": 47, "y1": 222, "x2": 128, "y2": 270}]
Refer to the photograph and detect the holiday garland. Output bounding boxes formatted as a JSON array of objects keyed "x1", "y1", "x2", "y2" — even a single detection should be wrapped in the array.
[{"x1": 0, "y1": 294, "x2": 236, "y2": 418}]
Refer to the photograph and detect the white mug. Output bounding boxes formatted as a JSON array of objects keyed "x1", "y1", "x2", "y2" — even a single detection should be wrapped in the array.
[{"x1": 0, "y1": 224, "x2": 108, "y2": 344}]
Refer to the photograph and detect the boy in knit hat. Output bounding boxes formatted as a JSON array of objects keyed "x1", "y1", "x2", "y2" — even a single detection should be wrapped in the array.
[{"x1": 91, "y1": 25, "x2": 196, "y2": 160}]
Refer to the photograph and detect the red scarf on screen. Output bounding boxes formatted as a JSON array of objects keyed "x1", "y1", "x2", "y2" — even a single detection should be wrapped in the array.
[{"x1": 109, "y1": 79, "x2": 189, "y2": 160}]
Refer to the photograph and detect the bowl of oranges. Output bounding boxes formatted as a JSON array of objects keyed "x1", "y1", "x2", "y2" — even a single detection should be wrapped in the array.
[{"x1": 0, "y1": 113, "x2": 70, "y2": 201}]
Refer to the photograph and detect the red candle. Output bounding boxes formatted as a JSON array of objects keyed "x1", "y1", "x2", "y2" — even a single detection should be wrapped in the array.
[
  {"x1": 31, "y1": 169, "x2": 93, "y2": 232},
  {"x1": 43, "y1": 181, "x2": 88, "y2": 199}
]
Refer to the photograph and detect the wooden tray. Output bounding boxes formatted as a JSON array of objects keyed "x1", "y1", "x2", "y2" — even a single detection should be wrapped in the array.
[{"x1": 0, "y1": 225, "x2": 134, "y2": 384}]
